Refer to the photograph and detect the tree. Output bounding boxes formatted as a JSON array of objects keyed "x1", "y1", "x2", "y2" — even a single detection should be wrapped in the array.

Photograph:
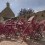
[{"x1": 18, "y1": 8, "x2": 34, "y2": 19}]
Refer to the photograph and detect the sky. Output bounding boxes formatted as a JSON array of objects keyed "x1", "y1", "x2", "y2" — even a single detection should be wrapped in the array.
[{"x1": 0, "y1": 0, "x2": 45, "y2": 16}]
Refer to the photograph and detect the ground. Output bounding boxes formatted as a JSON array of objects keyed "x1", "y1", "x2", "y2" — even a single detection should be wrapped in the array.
[
  {"x1": 0, "y1": 40, "x2": 27, "y2": 45},
  {"x1": 0, "y1": 40, "x2": 45, "y2": 45}
]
